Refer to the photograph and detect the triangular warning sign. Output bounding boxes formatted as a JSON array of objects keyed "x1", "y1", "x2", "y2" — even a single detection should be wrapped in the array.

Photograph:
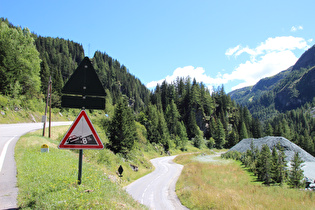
[
  {"x1": 58, "y1": 110, "x2": 104, "y2": 149},
  {"x1": 62, "y1": 57, "x2": 106, "y2": 97}
]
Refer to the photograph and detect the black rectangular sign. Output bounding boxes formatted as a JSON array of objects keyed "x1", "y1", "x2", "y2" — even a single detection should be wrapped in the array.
[{"x1": 61, "y1": 95, "x2": 105, "y2": 110}]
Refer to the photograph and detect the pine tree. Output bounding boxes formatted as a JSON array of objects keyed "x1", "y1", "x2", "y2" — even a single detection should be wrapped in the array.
[
  {"x1": 165, "y1": 100, "x2": 180, "y2": 136},
  {"x1": 227, "y1": 129, "x2": 238, "y2": 148},
  {"x1": 108, "y1": 99, "x2": 137, "y2": 155},
  {"x1": 252, "y1": 118, "x2": 262, "y2": 138},
  {"x1": 214, "y1": 119, "x2": 226, "y2": 149},
  {"x1": 288, "y1": 152, "x2": 304, "y2": 188},
  {"x1": 157, "y1": 110, "x2": 170, "y2": 152},
  {"x1": 186, "y1": 109, "x2": 199, "y2": 139},
  {"x1": 239, "y1": 121, "x2": 249, "y2": 140},
  {"x1": 276, "y1": 142, "x2": 287, "y2": 185},
  {"x1": 271, "y1": 146, "x2": 279, "y2": 184},
  {"x1": 175, "y1": 121, "x2": 188, "y2": 151},
  {"x1": 193, "y1": 130, "x2": 203, "y2": 149},
  {"x1": 40, "y1": 58, "x2": 50, "y2": 94},
  {"x1": 257, "y1": 144, "x2": 272, "y2": 185},
  {"x1": 265, "y1": 123, "x2": 273, "y2": 136}
]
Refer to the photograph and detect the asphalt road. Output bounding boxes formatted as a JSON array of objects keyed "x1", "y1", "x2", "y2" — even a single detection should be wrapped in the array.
[
  {"x1": 126, "y1": 156, "x2": 188, "y2": 210},
  {"x1": 0, "y1": 122, "x2": 72, "y2": 210}
]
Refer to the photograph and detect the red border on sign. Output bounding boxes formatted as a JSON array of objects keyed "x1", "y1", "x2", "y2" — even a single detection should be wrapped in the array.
[{"x1": 58, "y1": 110, "x2": 104, "y2": 149}]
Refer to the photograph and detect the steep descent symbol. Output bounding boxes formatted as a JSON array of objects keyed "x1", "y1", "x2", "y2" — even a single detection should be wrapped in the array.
[{"x1": 58, "y1": 110, "x2": 104, "y2": 149}]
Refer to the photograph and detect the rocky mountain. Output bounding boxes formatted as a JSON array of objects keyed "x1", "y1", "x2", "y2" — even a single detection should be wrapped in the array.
[{"x1": 230, "y1": 44, "x2": 315, "y2": 117}]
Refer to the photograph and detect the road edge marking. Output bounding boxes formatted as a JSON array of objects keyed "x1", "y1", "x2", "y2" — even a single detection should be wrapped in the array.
[{"x1": 0, "y1": 136, "x2": 16, "y2": 172}]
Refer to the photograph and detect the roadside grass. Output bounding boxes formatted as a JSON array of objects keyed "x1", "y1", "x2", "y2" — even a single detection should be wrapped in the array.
[
  {"x1": 15, "y1": 127, "x2": 148, "y2": 209},
  {"x1": 175, "y1": 153, "x2": 315, "y2": 210},
  {"x1": 14, "y1": 123, "x2": 219, "y2": 209}
]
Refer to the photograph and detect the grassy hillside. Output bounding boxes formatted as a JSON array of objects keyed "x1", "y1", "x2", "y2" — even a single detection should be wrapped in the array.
[
  {"x1": 15, "y1": 126, "x2": 150, "y2": 209},
  {"x1": 14, "y1": 121, "x2": 208, "y2": 208}
]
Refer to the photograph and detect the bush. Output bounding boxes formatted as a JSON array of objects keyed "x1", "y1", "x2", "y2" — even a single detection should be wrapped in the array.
[
  {"x1": 207, "y1": 137, "x2": 215, "y2": 149},
  {"x1": 221, "y1": 151, "x2": 242, "y2": 160},
  {"x1": 193, "y1": 134, "x2": 203, "y2": 149},
  {"x1": 0, "y1": 94, "x2": 8, "y2": 108}
]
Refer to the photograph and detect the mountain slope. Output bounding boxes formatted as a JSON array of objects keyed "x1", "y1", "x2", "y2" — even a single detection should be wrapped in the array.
[
  {"x1": 230, "y1": 44, "x2": 315, "y2": 118},
  {"x1": 229, "y1": 67, "x2": 291, "y2": 106}
]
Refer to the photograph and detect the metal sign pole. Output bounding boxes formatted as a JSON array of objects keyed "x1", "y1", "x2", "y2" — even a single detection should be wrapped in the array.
[
  {"x1": 78, "y1": 63, "x2": 87, "y2": 185},
  {"x1": 78, "y1": 149, "x2": 83, "y2": 185}
]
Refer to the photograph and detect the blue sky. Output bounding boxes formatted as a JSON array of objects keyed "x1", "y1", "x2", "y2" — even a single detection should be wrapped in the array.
[{"x1": 1, "y1": 0, "x2": 314, "y2": 93}]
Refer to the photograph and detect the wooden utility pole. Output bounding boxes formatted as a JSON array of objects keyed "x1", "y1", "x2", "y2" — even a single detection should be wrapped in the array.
[
  {"x1": 48, "y1": 77, "x2": 52, "y2": 138},
  {"x1": 43, "y1": 76, "x2": 52, "y2": 137}
]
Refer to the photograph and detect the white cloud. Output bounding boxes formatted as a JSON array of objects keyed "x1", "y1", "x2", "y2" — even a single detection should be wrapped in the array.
[
  {"x1": 228, "y1": 50, "x2": 298, "y2": 90},
  {"x1": 226, "y1": 36, "x2": 309, "y2": 90},
  {"x1": 225, "y1": 45, "x2": 240, "y2": 56},
  {"x1": 291, "y1": 25, "x2": 303, "y2": 32},
  {"x1": 147, "y1": 36, "x2": 311, "y2": 92},
  {"x1": 146, "y1": 66, "x2": 225, "y2": 89}
]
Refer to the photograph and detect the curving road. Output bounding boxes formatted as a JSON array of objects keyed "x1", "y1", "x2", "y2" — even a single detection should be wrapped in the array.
[
  {"x1": 126, "y1": 156, "x2": 188, "y2": 210},
  {"x1": 0, "y1": 122, "x2": 72, "y2": 210}
]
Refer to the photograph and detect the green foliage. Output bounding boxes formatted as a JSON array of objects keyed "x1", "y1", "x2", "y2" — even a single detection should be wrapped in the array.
[
  {"x1": 271, "y1": 143, "x2": 287, "y2": 185},
  {"x1": 265, "y1": 102, "x2": 315, "y2": 156},
  {"x1": 193, "y1": 132, "x2": 203, "y2": 149},
  {"x1": 108, "y1": 99, "x2": 137, "y2": 156},
  {"x1": 239, "y1": 121, "x2": 249, "y2": 140},
  {"x1": 214, "y1": 119, "x2": 226, "y2": 149},
  {"x1": 151, "y1": 79, "x2": 257, "y2": 149},
  {"x1": 0, "y1": 21, "x2": 41, "y2": 97},
  {"x1": 221, "y1": 150, "x2": 242, "y2": 160},
  {"x1": 1, "y1": 18, "x2": 260, "y2": 154},
  {"x1": 224, "y1": 143, "x2": 306, "y2": 188},
  {"x1": 93, "y1": 51, "x2": 150, "y2": 112},
  {"x1": 15, "y1": 133, "x2": 145, "y2": 209},
  {"x1": 288, "y1": 152, "x2": 305, "y2": 188},
  {"x1": 207, "y1": 137, "x2": 216, "y2": 149},
  {"x1": 175, "y1": 121, "x2": 188, "y2": 151},
  {"x1": 0, "y1": 94, "x2": 8, "y2": 108}
]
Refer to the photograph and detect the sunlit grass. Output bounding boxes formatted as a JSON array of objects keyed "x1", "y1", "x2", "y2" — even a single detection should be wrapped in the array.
[
  {"x1": 175, "y1": 154, "x2": 315, "y2": 209},
  {"x1": 15, "y1": 128, "x2": 147, "y2": 209}
]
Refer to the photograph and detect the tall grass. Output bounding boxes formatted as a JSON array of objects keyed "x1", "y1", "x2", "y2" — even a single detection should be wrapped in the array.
[
  {"x1": 15, "y1": 129, "x2": 147, "y2": 209},
  {"x1": 175, "y1": 154, "x2": 314, "y2": 209}
]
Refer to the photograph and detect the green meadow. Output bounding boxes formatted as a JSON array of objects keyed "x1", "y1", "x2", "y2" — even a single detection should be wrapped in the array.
[{"x1": 175, "y1": 153, "x2": 315, "y2": 210}]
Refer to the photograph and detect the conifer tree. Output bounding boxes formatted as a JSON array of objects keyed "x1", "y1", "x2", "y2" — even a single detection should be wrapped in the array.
[
  {"x1": 288, "y1": 152, "x2": 304, "y2": 188},
  {"x1": 145, "y1": 104, "x2": 160, "y2": 144},
  {"x1": 227, "y1": 129, "x2": 238, "y2": 148},
  {"x1": 193, "y1": 131, "x2": 203, "y2": 149},
  {"x1": 271, "y1": 146, "x2": 279, "y2": 183},
  {"x1": 214, "y1": 119, "x2": 226, "y2": 149},
  {"x1": 257, "y1": 144, "x2": 272, "y2": 185},
  {"x1": 157, "y1": 110, "x2": 170, "y2": 152},
  {"x1": 276, "y1": 142, "x2": 287, "y2": 185},
  {"x1": 40, "y1": 58, "x2": 50, "y2": 94},
  {"x1": 108, "y1": 99, "x2": 137, "y2": 155},
  {"x1": 239, "y1": 121, "x2": 249, "y2": 140},
  {"x1": 265, "y1": 123, "x2": 274, "y2": 136},
  {"x1": 165, "y1": 100, "x2": 180, "y2": 136},
  {"x1": 186, "y1": 109, "x2": 199, "y2": 139},
  {"x1": 175, "y1": 121, "x2": 188, "y2": 151}
]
